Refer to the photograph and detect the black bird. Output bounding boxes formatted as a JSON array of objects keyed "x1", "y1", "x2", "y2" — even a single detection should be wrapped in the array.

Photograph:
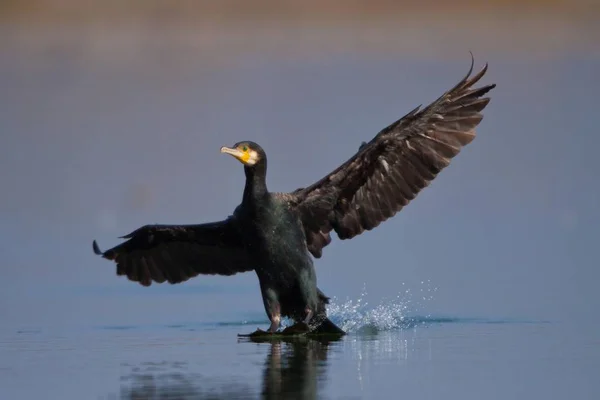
[{"x1": 93, "y1": 57, "x2": 496, "y2": 335}]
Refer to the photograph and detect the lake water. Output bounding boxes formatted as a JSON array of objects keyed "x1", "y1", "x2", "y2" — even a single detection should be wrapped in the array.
[
  {"x1": 1, "y1": 4, "x2": 599, "y2": 399},
  {"x1": 3, "y1": 291, "x2": 596, "y2": 400}
]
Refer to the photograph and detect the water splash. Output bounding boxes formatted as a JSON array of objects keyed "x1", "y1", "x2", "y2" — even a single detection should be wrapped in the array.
[
  {"x1": 326, "y1": 280, "x2": 438, "y2": 333},
  {"x1": 91, "y1": 280, "x2": 536, "y2": 334}
]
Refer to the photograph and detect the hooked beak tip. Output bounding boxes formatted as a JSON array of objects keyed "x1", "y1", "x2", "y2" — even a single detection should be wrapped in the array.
[{"x1": 220, "y1": 146, "x2": 241, "y2": 158}]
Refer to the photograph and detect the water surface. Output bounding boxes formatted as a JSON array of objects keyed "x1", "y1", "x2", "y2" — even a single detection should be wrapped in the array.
[{"x1": 2, "y1": 296, "x2": 596, "y2": 399}]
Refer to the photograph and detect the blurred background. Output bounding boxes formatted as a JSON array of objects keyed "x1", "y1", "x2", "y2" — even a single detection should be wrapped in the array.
[{"x1": 1, "y1": 0, "x2": 599, "y2": 331}]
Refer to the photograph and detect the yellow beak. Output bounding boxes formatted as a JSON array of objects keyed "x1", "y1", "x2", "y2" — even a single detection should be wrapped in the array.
[{"x1": 220, "y1": 146, "x2": 249, "y2": 164}]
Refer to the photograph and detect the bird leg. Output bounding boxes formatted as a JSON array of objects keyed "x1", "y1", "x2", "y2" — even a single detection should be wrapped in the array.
[
  {"x1": 303, "y1": 306, "x2": 314, "y2": 325},
  {"x1": 268, "y1": 313, "x2": 281, "y2": 333},
  {"x1": 262, "y1": 289, "x2": 281, "y2": 333}
]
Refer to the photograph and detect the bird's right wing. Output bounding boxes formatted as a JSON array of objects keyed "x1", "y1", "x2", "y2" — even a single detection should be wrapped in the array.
[{"x1": 93, "y1": 217, "x2": 253, "y2": 286}]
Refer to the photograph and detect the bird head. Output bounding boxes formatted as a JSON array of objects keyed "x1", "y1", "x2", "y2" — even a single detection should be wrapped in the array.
[{"x1": 220, "y1": 141, "x2": 264, "y2": 167}]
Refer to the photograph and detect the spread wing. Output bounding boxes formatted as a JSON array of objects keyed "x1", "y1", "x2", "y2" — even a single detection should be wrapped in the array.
[
  {"x1": 92, "y1": 217, "x2": 253, "y2": 286},
  {"x1": 290, "y1": 56, "x2": 496, "y2": 258}
]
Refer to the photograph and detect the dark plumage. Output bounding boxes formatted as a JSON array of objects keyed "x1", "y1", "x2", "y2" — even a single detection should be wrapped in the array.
[{"x1": 93, "y1": 57, "x2": 496, "y2": 335}]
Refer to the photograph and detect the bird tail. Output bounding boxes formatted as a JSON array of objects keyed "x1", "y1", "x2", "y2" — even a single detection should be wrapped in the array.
[{"x1": 317, "y1": 288, "x2": 331, "y2": 305}]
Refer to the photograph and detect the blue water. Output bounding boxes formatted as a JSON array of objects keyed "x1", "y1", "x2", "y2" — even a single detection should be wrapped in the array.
[{"x1": 1, "y1": 289, "x2": 597, "y2": 400}]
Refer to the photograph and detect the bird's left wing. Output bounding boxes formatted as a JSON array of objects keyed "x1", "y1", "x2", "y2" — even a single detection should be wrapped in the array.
[
  {"x1": 92, "y1": 217, "x2": 253, "y2": 286},
  {"x1": 289, "y1": 57, "x2": 496, "y2": 258}
]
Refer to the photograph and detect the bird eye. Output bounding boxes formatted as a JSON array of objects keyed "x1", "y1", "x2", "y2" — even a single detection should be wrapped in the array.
[{"x1": 242, "y1": 146, "x2": 248, "y2": 152}]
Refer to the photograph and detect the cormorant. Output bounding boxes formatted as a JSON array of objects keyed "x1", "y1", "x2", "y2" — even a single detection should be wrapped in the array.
[{"x1": 93, "y1": 57, "x2": 496, "y2": 335}]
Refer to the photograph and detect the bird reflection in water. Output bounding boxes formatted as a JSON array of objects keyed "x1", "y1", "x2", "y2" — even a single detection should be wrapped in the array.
[
  {"x1": 254, "y1": 336, "x2": 340, "y2": 400},
  {"x1": 119, "y1": 336, "x2": 342, "y2": 400}
]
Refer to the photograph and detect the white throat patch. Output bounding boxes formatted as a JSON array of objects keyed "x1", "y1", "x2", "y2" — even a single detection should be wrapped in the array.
[{"x1": 246, "y1": 150, "x2": 260, "y2": 166}]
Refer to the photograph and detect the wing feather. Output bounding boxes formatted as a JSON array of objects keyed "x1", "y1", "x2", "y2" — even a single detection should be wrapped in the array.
[
  {"x1": 291, "y1": 55, "x2": 496, "y2": 257},
  {"x1": 93, "y1": 218, "x2": 252, "y2": 286}
]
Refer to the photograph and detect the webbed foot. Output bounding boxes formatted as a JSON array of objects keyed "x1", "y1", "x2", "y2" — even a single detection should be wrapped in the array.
[
  {"x1": 282, "y1": 322, "x2": 311, "y2": 335},
  {"x1": 246, "y1": 328, "x2": 275, "y2": 337}
]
